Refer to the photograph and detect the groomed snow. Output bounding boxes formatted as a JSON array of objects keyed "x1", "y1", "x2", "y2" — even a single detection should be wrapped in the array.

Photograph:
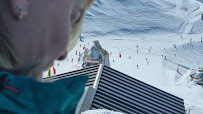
[{"x1": 43, "y1": 0, "x2": 203, "y2": 113}]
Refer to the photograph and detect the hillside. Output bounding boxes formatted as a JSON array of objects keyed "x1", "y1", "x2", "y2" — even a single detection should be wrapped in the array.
[{"x1": 43, "y1": 0, "x2": 203, "y2": 113}]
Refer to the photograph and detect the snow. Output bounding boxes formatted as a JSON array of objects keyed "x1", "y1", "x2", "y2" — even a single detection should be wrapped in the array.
[
  {"x1": 43, "y1": 0, "x2": 203, "y2": 113},
  {"x1": 81, "y1": 109, "x2": 124, "y2": 114}
]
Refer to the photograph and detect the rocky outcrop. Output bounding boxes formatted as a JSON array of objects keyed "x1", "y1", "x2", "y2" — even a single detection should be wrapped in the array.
[{"x1": 82, "y1": 40, "x2": 110, "y2": 68}]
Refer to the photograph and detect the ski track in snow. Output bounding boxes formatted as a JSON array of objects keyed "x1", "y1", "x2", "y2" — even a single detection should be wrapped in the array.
[{"x1": 177, "y1": 0, "x2": 203, "y2": 34}]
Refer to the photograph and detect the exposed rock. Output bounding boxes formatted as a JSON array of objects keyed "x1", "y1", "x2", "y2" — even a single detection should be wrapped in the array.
[{"x1": 82, "y1": 40, "x2": 110, "y2": 68}]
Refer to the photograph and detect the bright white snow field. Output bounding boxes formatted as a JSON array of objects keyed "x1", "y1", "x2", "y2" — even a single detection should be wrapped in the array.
[{"x1": 43, "y1": 0, "x2": 203, "y2": 113}]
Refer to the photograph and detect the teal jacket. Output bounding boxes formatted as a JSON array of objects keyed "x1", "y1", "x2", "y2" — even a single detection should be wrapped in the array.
[{"x1": 0, "y1": 72, "x2": 88, "y2": 113}]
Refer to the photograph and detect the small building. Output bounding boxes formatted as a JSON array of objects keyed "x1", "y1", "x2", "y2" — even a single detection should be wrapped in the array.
[{"x1": 43, "y1": 65, "x2": 185, "y2": 114}]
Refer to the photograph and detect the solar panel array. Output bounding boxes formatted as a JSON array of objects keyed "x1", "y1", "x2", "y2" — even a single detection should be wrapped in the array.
[
  {"x1": 90, "y1": 66, "x2": 185, "y2": 114},
  {"x1": 43, "y1": 65, "x2": 99, "y2": 87}
]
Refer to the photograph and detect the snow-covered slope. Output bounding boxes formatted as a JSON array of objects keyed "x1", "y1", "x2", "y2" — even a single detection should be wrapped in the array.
[
  {"x1": 43, "y1": 0, "x2": 203, "y2": 113},
  {"x1": 82, "y1": 0, "x2": 203, "y2": 37}
]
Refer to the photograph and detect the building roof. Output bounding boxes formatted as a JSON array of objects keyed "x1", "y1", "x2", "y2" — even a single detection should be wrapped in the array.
[{"x1": 43, "y1": 64, "x2": 185, "y2": 114}]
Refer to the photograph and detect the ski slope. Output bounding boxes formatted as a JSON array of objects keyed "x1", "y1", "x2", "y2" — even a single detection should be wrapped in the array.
[{"x1": 43, "y1": 0, "x2": 203, "y2": 113}]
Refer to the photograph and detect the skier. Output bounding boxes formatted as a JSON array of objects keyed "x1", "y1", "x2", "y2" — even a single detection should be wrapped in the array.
[
  {"x1": 88, "y1": 42, "x2": 89, "y2": 46},
  {"x1": 113, "y1": 60, "x2": 115, "y2": 63},
  {"x1": 119, "y1": 52, "x2": 121, "y2": 58},
  {"x1": 129, "y1": 56, "x2": 131, "y2": 59},
  {"x1": 79, "y1": 52, "x2": 81, "y2": 56},
  {"x1": 80, "y1": 44, "x2": 81, "y2": 48},
  {"x1": 76, "y1": 50, "x2": 77, "y2": 55},
  {"x1": 201, "y1": 37, "x2": 202, "y2": 43},
  {"x1": 72, "y1": 58, "x2": 73, "y2": 62},
  {"x1": 190, "y1": 38, "x2": 192, "y2": 43},
  {"x1": 57, "y1": 63, "x2": 60, "y2": 67},
  {"x1": 177, "y1": 67, "x2": 179, "y2": 72},
  {"x1": 201, "y1": 14, "x2": 203, "y2": 21},
  {"x1": 162, "y1": 55, "x2": 163, "y2": 57},
  {"x1": 47, "y1": 67, "x2": 51, "y2": 77},
  {"x1": 165, "y1": 56, "x2": 166, "y2": 60},
  {"x1": 136, "y1": 45, "x2": 139, "y2": 48},
  {"x1": 137, "y1": 50, "x2": 138, "y2": 53},
  {"x1": 174, "y1": 44, "x2": 176, "y2": 48},
  {"x1": 146, "y1": 58, "x2": 147, "y2": 61},
  {"x1": 137, "y1": 65, "x2": 139, "y2": 69},
  {"x1": 53, "y1": 67, "x2": 56, "y2": 75},
  {"x1": 175, "y1": 54, "x2": 176, "y2": 57}
]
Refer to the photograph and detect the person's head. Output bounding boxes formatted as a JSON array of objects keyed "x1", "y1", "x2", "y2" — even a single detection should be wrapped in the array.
[{"x1": 0, "y1": 0, "x2": 94, "y2": 80}]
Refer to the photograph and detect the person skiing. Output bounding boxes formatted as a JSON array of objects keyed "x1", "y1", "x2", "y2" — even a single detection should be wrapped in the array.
[
  {"x1": 201, "y1": 14, "x2": 203, "y2": 21},
  {"x1": 137, "y1": 50, "x2": 138, "y2": 53},
  {"x1": 137, "y1": 65, "x2": 139, "y2": 69},
  {"x1": 201, "y1": 37, "x2": 202, "y2": 43},
  {"x1": 165, "y1": 56, "x2": 166, "y2": 60},
  {"x1": 53, "y1": 66, "x2": 56, "y2": 75},
  {"x1": 47, "y1": 67, "x2": 51, "y2": 77},
  {"x1": 119, "y1": 52, "x2": 121, "y2": 58},
  {"x1": 72, "y1": 58, "x2": 74, "y2": 62},
  {"x1": 76, "y1": 50, "x2": 77, "y2": 55}
]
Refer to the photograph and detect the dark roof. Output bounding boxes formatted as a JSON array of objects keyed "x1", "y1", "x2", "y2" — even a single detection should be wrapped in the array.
[
  {"x1": 91, "y1": 66, "x2": 185, "y2": 114},
  {"x1": 43, "y1": 65, "x2": 185, "y2": 114},
  {"x1": 43, "y1": 65, "x2": 99, "y2": 87}
]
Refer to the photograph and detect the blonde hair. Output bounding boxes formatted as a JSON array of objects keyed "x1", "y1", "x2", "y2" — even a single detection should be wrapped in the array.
[
  {"x1": 68, "y1": 0, "x2": 95, "y2": 52},
  {"x1": 0, "y1": 0, "x2": 95, "y2": 79}
]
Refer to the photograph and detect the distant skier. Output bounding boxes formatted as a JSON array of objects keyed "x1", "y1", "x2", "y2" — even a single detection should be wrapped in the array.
[
  {"x1": 177, "y1": 67, "x2": 179, "y2": 72},
  {"x1": 113, "y1": 60, "x2": 115, "y2": 63},
  {"x1": 190, "y1": 38, "x2": 192, "y2": 43},
  {"x1": 119, "y1": 52, "x2": 121, "y2": 58},
  {"x1": 146, "y1": 58, "x2": 147, "y2": 61},
  {"x1": 80, "y1": 44, "x2": 81, "y2": 48},
  {"x1": 174, "y1": 44, "x2": 176, "y2": 48},
  {"x1": 165, "y1": 56, "x2": 166, "y2": 60},
  {"x1": 72, "y1": 58, "x2": 73, "y2": 62},
  {"x1": 137, "y1": 50, "x2": 138, "y2": 53},
  {"x1": 53, "y1": 66, "x2": 56, "y2": 75},
  {"x1": 129, "y1": 56, "x2": 131, "y2": 59},
  {"x1": 47, "y1": 67, "x2": 51, "y2": 77},
  {"x1": 79, "y1": 52, "x2": 81, "y2": 56},
  {"x1": 175, "y1": 54, "x2": 176, "y2": 57},
  {"x1": 137, "y1": 65, "x2": 139, "y2": 69},
  {"x1": 76, "y1": 50, "x2": 77, "y2": 55},
  {"x1": 201, "y1": 37, "x2": 202, "y2": 43},
  {"x1": 162, "y1": 55, "x2": 163, "y2": 57},
  {"x1": 136, "y1": 45, "x2": 139, "y2": 48},
  {"x1": 57, "y1": 63, "x2": 60, "y2": 67},
  {"x1": 88, "y1": 42, "x2": 89, "y2": 46}
]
